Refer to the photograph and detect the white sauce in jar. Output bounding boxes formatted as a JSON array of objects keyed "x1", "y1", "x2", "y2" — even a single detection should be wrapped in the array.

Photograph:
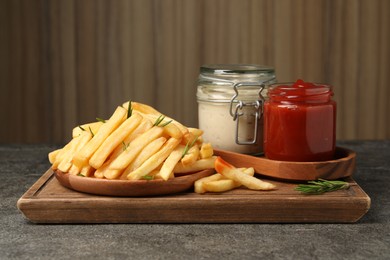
[{"x1": 197, "y1": 64, "x2": 276, "y2": 154}]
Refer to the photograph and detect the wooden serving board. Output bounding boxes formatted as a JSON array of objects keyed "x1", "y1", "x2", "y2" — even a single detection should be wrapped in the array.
[{"x1": 17, "y1": 169, "x2": 370, "y2": 224}]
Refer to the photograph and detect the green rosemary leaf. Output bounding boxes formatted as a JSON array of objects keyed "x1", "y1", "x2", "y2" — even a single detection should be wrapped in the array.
[
  {"x1": 142, "y1": 175, "x2": 154, "y2": 180},
  {"x1": 159, "y1": 120, "x2": 173, "y2": 127},
  {"x1": 78, "y1": 125, "x2": 85, "y2": 131},
  {"x1": 122, "y1": 141, "x2": 129, "y2": 151},
  {"x1": 182, "y1": 136, "x2": 199, "y2": 158},
  {"x1": 77, "y1": 173, "x2": 85, "y2": 177},
  {"x1": 96, "y1": 117, "x2": 106, "y2": 123},
  {"x1": 89, "y1": 126, "x2": 94, "y2": 137},
  {"x1": 127, "y1": 100, "x2": 132, "y2": 118},
  {"x1": 295, "y1": 179, "x2": 350, "y2": 195},
  {"x1": 153, "y1": 115, "x2": 166, "y2": 126}
]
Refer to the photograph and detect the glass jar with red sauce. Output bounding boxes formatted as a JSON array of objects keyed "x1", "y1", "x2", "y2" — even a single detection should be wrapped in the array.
[{"x1": 263, "y1": 79, "x2": 336, "y2": 162}]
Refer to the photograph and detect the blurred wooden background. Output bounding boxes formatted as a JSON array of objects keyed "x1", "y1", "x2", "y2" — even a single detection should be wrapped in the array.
[{"x1": 1, "y1": 0, "x2": 389, "y2": 143}]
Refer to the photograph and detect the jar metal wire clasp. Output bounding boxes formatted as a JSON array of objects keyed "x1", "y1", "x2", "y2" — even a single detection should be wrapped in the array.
[{"x1": 229, "y1": 82, "x2": 265, "y2": 145}]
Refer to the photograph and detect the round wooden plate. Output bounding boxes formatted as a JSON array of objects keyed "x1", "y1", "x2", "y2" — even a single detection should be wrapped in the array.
[
  {"x1": 54, "y1": 169, "x2": 215, "y2": 197},
  {"x1": 214, "y1": 147, "x2": 356, "y2": 181}
]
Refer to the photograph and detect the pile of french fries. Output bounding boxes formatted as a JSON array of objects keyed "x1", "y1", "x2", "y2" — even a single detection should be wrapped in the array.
[
  {"x1": 49, "y1": 101, "x2": 275, "y2": 194},
  {"x1": 49, "y1": 101, "x2": 216, "y2": 181}
]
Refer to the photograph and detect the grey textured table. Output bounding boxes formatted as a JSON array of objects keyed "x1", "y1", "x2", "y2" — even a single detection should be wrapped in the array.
[{"x1": 1, "y1": 141, "x2": 389, "y2": 259}]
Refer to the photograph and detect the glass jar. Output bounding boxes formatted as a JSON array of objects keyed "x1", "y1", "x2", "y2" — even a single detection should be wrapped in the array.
[
  {"x1": 264, "y1": 79, "x2": 336, "y2": 162},
  {"x1": 197, "y1": 64, "x2": 276, "y2": 154}
]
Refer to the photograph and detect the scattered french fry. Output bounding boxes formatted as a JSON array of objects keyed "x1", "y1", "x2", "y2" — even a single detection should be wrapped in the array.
[
  {"x1": 215, "y1": 157, "x2": 275, "y2": 190},
  {"x1": 194, "y1": 173, "x2": 223, "y2": 193},
  {"x1": 194, "y1": 168, "x2": 254, "y2": 194}
]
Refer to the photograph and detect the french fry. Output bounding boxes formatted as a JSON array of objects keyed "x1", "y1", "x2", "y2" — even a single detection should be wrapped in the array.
[
  {"x1": 89, "y1": 113, "x2": 143, "y2": 169},
  {"x1": 174, "y1": 156, "x2": 217, "y2": 173},
  {"x1": 48, "y1": 149, "x2": 61, "y2": 164},
  {"x1": 195, "y1": 168, "x2": 254, "y2": 193},
  {"x1": 103, "y1": 168, "x2": 122, "y2": 180},
  {"x1": 52, "y1": 135, "x2": 82, "y2": 170},
  {"x1": 163, "y1": 123, "x2": 183, "y2": 139},
  {"x1": 79, "y1": 165, "x2": 95, "y2": 177},
  {"x1": 159, "y1": 145, "x2": 185, "y2": 180},
  {"x1": 72, "y1": 121, "x2": 103, "y2": 138},
  {"x1": 58, "y1": 132, "x2": 93, "y2": 172},
  {"x1": 72, "y1": 106, "x2": 127, "y2": 169},
  {"x1": 125, "y1": 101, "x2": 188, "y2": 135},
  {"x1": 108, "y1": 126, "x2": 165, "y2": 170},
  {"x1": 181, "y1": 144, "x2": 199, "y2": 166},
  {"x1": 68, "y1": 164, "x2": 80, "y2": 175},
  {"x1": 204, "y1": 179, "x2": 241, "y2": 192},
  {"x1": 126, "y1": 118, "x2": 153, "y2": 143},
  {"x1": 120, "y1": 137, "x2": 167, "y2": 179},
  {"x1": 127, "y1": 138, "x2": 181, "y2": 180},
  {"x1": 104, "y1": 118, "x2": 154, "y2": 165},
  {"x1": 188, "y1": 128, "x2": 203, "y2": 138},
  {"x1": 202, "y1": 168, "x2": 255, "y2": 193},
  {"x1": 215, "y1": 157, "x2": 275, "y2": 190},
  {"x1": 200, "y1": 143, "x2": 213, "y2": 159},
  {"x1": 194, "y1": 173, "x2": 223, "y2": 193}
]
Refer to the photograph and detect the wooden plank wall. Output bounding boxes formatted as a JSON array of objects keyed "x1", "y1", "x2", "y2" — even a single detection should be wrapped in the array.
[{"x1": 1, "y1": 0, "x2": 389, "y2": 143}]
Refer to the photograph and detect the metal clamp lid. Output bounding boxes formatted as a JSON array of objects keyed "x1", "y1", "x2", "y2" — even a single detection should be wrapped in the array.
[{"x1": 229, "y1": 76, "x2": 275, "y2": 145}]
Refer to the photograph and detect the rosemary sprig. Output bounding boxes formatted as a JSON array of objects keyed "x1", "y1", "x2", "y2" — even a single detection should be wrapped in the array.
[
  {"x1": 153, "y1": 115, "x2": 165, "y2": 126},
  {"x1": 89, "y1": 126, "x2": 95, "y2": 137},
  {"x1": 96, "y1": 117, "x2": 106, "y2": 123},
  {"x1": 153, "y1": 114, "x2": 172, "y2": 127},
  {"x1": 160, "y1": 119, "x2": 173, "y2": 127},
  {"x1": 78, "y1": 125, "x2": 85, "y2": 131},
  {"x1": 142, "y1": 175, "x2": 154, "y2": 181},
  {"x1": 182, "y1": 136, "x2": 199, "y2": 158},
  {"x1": 127, "y1": 100, "x2": 132, "y2": 118},
  {"x1": 77, "y1": 173, "x2": 85, "y2": 177},
  {"x1": 122, "y1": 141, "x2": 130, "y2": 151},
  {"x1": 295, "y1": 179, "x2": 350, "y2": 195}
]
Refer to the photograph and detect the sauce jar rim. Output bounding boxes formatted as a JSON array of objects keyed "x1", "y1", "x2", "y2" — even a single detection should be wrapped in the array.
[
  {"x1": 268, "y1": 81, "x2": 334, "y2": 102},
  {"x1": 201, "y1": 64, "x2": 275, "y2": 75}
]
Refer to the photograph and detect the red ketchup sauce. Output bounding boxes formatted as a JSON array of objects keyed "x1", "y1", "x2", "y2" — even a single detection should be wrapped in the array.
[{"x1": 263, "y1": 79, "x2": 336, "y2": 161}]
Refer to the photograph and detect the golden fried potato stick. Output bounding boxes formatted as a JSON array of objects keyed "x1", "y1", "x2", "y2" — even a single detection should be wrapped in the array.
[
  {"x1": 195, "y1": 168, "x2": 254, "y2": 193},
  {"x1": 173, "y1": 156, "x2": 217, "y2": 174},
  {"x1": 194, "y1": 173, "x2": 223, "y2": 194},
  {"x1": 159, "y1": 145, "x2": 185, "y2": 181},
  {"x1": 125, "y1": 118, "x2": 153, "y2": 143},
  {"x1": 126, "y1": 137, "x2": 181, "y2": 180},
  {"x1": 215, "y1": 157, "x2": 275, "y2": 190},
  {"x1": 200, "y1": 143, "x2": 213, "y2": 159},
  {"x1": 202, "y1": 168, "x2": 255, "y2": 193},
  {"x1": 89, "y1": 113, "x2": 143, "y2": 169},
  {"x1": 72, "y1": 106, "x2": 127, "y2": 169},
  {"x1": 58, "y1": 132, "x2": 93, "y2": 172},
  {"x1": 48, "y1": 149, "x2": 61, "y2": 164},
  {"x1": 181, "y1": 144, "x2": 200, "y2": 166}
]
